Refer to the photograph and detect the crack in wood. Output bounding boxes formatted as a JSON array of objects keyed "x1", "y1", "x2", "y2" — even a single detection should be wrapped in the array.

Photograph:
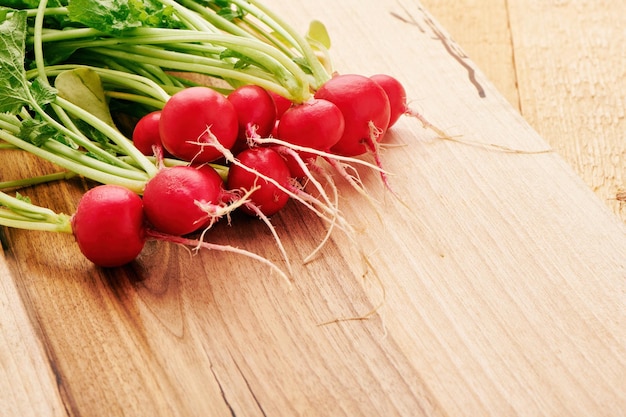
[
  {"x1": 209, "y1": 364, "x2": 237, "y2": 417},
  {"x1": 231, "y1": 357, "x2": 268, "y2": 417},
  {"x1": 391, "y1": 2, "x2": 487, "y2": 98}
]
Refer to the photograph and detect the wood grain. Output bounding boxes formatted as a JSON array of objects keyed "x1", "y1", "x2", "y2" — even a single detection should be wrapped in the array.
[
  {"x1": 1, "y1": 1, "x2": 625, "y2": 416},
  {"x1": 419, "y1": 0, "x2": 520, "y2": 108},
  {"x1": 0, "y1": 244, "x2": 66, "y2": 417},
  {"x1": 422, "y1": 0, "x2": 626, "y2": 222}
]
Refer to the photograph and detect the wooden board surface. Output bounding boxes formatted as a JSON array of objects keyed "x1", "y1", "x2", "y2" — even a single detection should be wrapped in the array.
[
  {"x1": 1, "y1": 1, "x2": 625, "y2": 416},
  {"x1": 423, "y1": 0, "x2": 626, "y2": 222}
]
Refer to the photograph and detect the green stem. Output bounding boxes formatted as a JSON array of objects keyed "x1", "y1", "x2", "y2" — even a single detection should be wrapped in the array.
[
  {"x1": 0, "y1": 191, "x2": 72, "y2": 233},
  {"x1": 173, "y1": 0, "x2": 253, "y2": 39},
  {"x1": 0, "y1": 171, "x2": 77, "y2": 191},
  {"x1": 41, "y1": 141, "x2": 149, "y2": 182},
  {"x1": 45, "y1": 28, "x2": 312, "y2": 101},
  {"x1": 229, "y1": 0, "x2": 331, "y2": 88},
  {"x1": 162, "y1": 0, "x2": 218, "y2": 32},
  {"x1": 20, "y1": 99, "x2": 143, "y2": 173},
  {"x1": 0, "y1": 215, "x2": 71, "y2": 233},
  {"x1": 25, "y1": 6, "x2": 68, "y2": 18},
  {"x1": 84, "y1": 45, "x2": 297, "y2": 100},
  {"x1": 0, "y1": 129, "x2": 148, "y2": 194},
  {"x1": 36, "y1": 26, "x2": 99, "y2": 43},
  {"x1": 0, "y1": 115, "x2": 20, "y2": 134},
  {"x1": 27, "y1": 65, "x2": 172, "y2": 103},
  {"x1": 104, "y1": 91, "x2": 167, "y2": 109},
  {"x1": 33, "y1": 0, "x2": 50, "y2": 82},
  {"x1": 2, "y1": 105, "x2": 123, "y2": 183},
  {"x1": 55, "y1": 97, "x2": 158, "y2": 177}
]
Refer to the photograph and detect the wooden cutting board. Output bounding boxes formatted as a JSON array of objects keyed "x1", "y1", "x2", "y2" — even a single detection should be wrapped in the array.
[{"x1": 2, "y1": 1, "x2": 625, "y2": 416}]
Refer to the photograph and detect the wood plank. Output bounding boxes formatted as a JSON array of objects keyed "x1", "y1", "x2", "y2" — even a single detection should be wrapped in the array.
[
  {"x1": 1, "y1": 1, "x2": 625, "y2": 416},
  {"x1": 509, "y1": 0, "x2": 626, "y2": 221},
  {"x1": 0, "y1": 242, "x2": 67, "y2": 417},
  {"x1": 422, "y1": 0, "x2": 626, "y2": 222},
  {"x1": 419, "y1": 0, "x2": 520, "y2": 108}
]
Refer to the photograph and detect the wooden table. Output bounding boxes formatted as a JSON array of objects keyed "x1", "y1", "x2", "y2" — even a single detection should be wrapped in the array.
[
  {"x1": 423, "y1": 0, "x2": 626, "y2": 221},
  {"x1": 2, "y1": 1, "x2": 625, "y2": 416}
]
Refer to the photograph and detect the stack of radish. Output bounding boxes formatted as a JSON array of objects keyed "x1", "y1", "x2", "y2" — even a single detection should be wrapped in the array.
[{"x1": 0, "y1": 0, "x2": 431, "y2": 275}]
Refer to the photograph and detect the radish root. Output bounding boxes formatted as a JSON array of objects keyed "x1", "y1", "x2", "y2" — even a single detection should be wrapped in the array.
[
  {"x1": 405, "y1": 106, "x2": 553, "y2": 154},
  {"x1": 146, "y1": 229, "x2": 291, "y2": 286}
]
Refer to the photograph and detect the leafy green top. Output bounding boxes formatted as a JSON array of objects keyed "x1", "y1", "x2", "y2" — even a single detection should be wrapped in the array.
[
  {"x1": 0, "y1": 9, "x2": 56, "y2": 113},
  {"x1": 67, "y1": 0, "x2": 183, "y2": 35}
]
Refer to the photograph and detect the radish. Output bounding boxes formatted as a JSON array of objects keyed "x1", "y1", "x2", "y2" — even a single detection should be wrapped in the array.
[
  {"x1": 369, "y1": 74, "x2": 407, "y2": 129},
  {"x1": 268, "y1": 90, "x2": 293, "y2": 142},
  {"x1": 72, "y1": 185, "x2": 146, "y2": 268},
  {"x1": 370, "y1": 73, "x2": 451, "y2": 140},
  {"x1": 3, "y1": 0, "x2": 421, "y2": 278},
  {"x1": 276, "y1": 98, "x2": 345, "y2": 177},
  {"x1": 170, "y1": 120, "x2": 343, "y2": 225},
  {"x1": 225, "y1": 146, "x2": 297, "y2": 273},
  {"x1": 277, "y1": 98, "x2": 345, "y2": 153},
  {"x1": 224, "y1": 145, "x2": 348, "y2": 271},
  {"x1": 0, "y1": 183, "x2": 289, "y2": 277},
  {"x1": 159, "y1": 87, "x2": 238, "y2": 163},
  {"x1": 314, "y1": 74, "x2": 391, "y2": 157},
  {"x1": 142, "y1": 165, "x2": 225, "y2": 236},
  {"x1": 247, "y1": 74, "x2": 393, "y2": 196},
  {"x1": 268, "y1": 90, "x2": 293, "y2": 119},
  {"x1": 227, "y1": 147, "x2": 291, "y2": 216},
  {"x1": 132, "y1": 110, "x2": 173, "y2": 159},
  {"x1": 228, "y1": 84, "x2": 277, "y2": 151},
  {"x1": 207, "y1": 124, "x2": 350, "y2": 233}
]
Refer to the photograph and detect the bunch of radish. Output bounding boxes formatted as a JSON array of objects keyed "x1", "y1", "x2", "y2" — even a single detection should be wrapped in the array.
[{"x1": 0, "y1": 0, "x2": 442, "y2": 275}]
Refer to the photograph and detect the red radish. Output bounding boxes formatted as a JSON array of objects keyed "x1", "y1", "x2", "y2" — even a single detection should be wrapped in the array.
[
  {"x1": 142, "y1": 165, "x2": 225, "y2": 236},
  {"x1": 228, "y1": 84, "x2": 277, "y2": 144},
  {"x1": 371, "y1": 73, "x2": 450, "y2": 139},
  {"x1": 370, "y1": 74, "x2": 407, "y2": 128},
  {"x1": 269, "y1": 91, "x2": 293, "y2": 138},
  {"x1": 278, "y1": 150, "x2": 315, "y2": 179},
  {"x1": 159, "y1": 87, "x2": 238, "y2": 163},
  {"x1": 314, "y1": 74, "x2": 391, "y2": 157},
  {"x1": 268, "y1": 90, "x2": 293, "y2": 119},
  {"x1": 72, "y1": 185, "x2": 146, "y2": 267},
  {"x1": 277, "y1": 98, "x2": 345, "y2": 152},
  {"x1": 275, "y1": 98, "x2": 345, "y2": 177},
  {"x1": 227, "y1": 147, "x2": 291, "y2": 216},
  {"x1": 132, "y1": 111, "x2": 168, "y2": 157},
  {"x1": 70, "y1": 179, "x2": 286, "y2": 277}
]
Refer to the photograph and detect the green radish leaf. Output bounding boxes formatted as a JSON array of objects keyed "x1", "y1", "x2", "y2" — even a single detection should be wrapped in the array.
[
  {"x1": 0, "y1": 9, "x2": 56, "y2": 113},
  {"x1": 220, "y1": 49, "x2": 253, "y2": 70},
  {"x1": 0, "y1": 1, "x2": 39, "y2": 9},
  {"x1": 19, "y1": 119, "x2": 61, "y2": 147},
  {"x1": 216, "y1": 5, "x2": 244, "y2": 21},
  {"x1": 0, "y1": 9, "x2": 32, "y2": 113},
  {"x1": 200, "y1": 0, "x2": 246, "y2": 21},
  {"x1": 67, "y1": 0, "x2": 182, "y2": 35},
  {"x1": 67, "y1": 0, "x2": 143, "y2": 34},
  {"x1": 14, "y1": 192, "x2": 31, "y2": 204},
  {"x1": 307, "y1": 20, "x2": 331, "y2": 49},
  {"x1": 54, "y1": 67, "x2": 124, "y2": 152},
  {"x1": 292, "y1": 57, "x2": 313, "y2": 75},
  {"x1": 54, "y1": 67, "x2": 117, "y2": 129},
  {"x1": 75, "y1": 119, "x2": 119, "y2": 151},
  {"x1": 31, "y1": 77, "x2": 58, "y2": 106}
]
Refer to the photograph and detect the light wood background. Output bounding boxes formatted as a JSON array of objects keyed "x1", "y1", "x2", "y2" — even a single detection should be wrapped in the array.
[
  {"x1": 1, "y1": 1, "x2": 625, "y2": 416},
  {"x1": 422, "y1": 0, "x2": 626, "y2": 221}
]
